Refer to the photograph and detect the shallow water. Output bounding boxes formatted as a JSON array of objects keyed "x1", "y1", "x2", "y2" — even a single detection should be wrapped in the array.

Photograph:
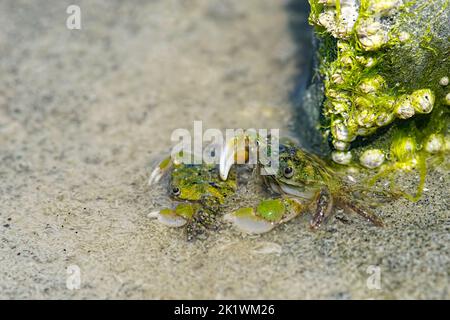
[{"x1": 0, "y1": 0, "x2": 448, "y2": 299}]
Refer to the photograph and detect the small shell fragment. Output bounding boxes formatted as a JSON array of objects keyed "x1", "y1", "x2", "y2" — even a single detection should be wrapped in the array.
[
  {"x1": 332, "y1": 151, "x2": 352, "y2": 165},
  {"x1": 376, "y1": 112, "x2": 394, "y2": 126},
  {"x1": 332, "y1": 122, "x2": 354, "y2": 142},
  {"x1": 439, "y1": 77, "x2": 449, "y2": 86},
  {"x1": 359, "y1": 34, "x2": 387, "y2": 51},
  {"x1": 333, "y1": 140, "x2": 350, "y2": 151},
  {"x1": 331, "y1": 73, "x2": 345, "y2": 84},
  {"x1": 318, "y1": 10, "x2": 336, "y2": 30},
  {"x1": 395, "y1": 96, "x2": 415, "y2": 119},
  {"x1": 359, "y1": 149, "x2": 385, "y2": 169},
  {"x1": 252, "y1": 242, "x2": 282, "y2": 255},
  {"x1": 358, "y1": 75, "x2": 385, "y2": 94},
  {"x1": 411, "y1": 89, "x2": 434, "y2": 114},
  {"x1": 424, "y1": 134, "x2": 444, "y2": 154}
]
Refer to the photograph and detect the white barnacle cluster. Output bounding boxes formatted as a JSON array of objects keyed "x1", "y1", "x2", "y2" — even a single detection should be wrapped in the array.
[
  {"x1": 311, "y1": 0, "x2": 403, "y2": 47},
  {"x1": 310, "y1": 0, "x2": 447, "y2": 168},
  {"x1": 327, "y1": 87, "x2": 436, "y2": 167},
  {"x1": 394, "y1": 89, "x2": 435, "y2": 119},
  {"x1": 389, "y1": 132, "x2": 448, "y2": 171},
  {"x1": 314, "y1": 0, "x2": 360, "y2": 38},
  {"x1": 356, "y1": 0, "x2": 404, "y2": 51},
  {"x1": 325, "y1": 53, "x2": 388, "y2": 153}
]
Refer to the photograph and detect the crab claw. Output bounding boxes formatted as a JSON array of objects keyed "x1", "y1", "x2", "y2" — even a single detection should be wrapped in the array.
[
  {"x1": 148, "y1": 203, "x2": 196, "y2": 228},
  {"x1": 148, "y1": 156, "x2": 173, "y2": 186},
  {"x1": 219, "y1": 133, "x2": 259, "y2": 181},
  {"x1": 225, "y1": 198, "x2": 305, "y2": 234},
  {"x1": 224, "y1": 208, "x2": 276, "y2": 234},
  {"x1": 148, "y1": 209, "x2": 188, "y2": 227}
]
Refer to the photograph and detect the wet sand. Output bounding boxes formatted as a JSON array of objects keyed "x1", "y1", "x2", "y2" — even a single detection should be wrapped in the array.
[{"x1": 0, "y1": 0, "x2": 448, "y2": 299}]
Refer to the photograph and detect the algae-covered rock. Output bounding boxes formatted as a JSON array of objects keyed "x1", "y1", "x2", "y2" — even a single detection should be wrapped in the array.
[{"x1": 305, "y1": 0, "x2": 449, "y2": 198}]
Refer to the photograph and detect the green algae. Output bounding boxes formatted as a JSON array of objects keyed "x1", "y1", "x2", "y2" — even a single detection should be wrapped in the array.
[{"x1": 307, "y1": 0, "x2": 449, "y2": 199}]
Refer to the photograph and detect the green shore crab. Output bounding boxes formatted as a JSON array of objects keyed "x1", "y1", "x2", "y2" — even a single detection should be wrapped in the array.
[
  {"x1": 219, "y1": 135, "x2": 390, "y2": 234},
  {"x1": 148, "y1": 136, "x2": 400, "y2": 235},
  {"x1": 148, "y1": 154, "x2": 237, "y2": 240}
]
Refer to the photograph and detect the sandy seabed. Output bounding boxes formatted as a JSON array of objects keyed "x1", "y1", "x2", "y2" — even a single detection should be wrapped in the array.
[{"x1": 0, "y1": 0, "x2": 448, "y2": 299}]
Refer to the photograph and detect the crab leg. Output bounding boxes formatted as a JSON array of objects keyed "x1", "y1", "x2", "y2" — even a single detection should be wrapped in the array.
[
  {"x1": 336, "y1": 198, "x2": 384, "y2": 227},
  {"x1": 309, "y1": 188, "x2": 334, "y2": 230}
]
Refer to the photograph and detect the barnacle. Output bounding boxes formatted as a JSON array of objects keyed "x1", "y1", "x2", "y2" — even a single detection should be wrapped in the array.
[
  {"x1": 359, "y1": 149, "x2": 385, "y2": 168},
  {"x1": 332, "y1": 150, "x2": 353, "y2": 164},
  {"x1": 307, "y1": 0, "x2": 450, "y2": 199}
]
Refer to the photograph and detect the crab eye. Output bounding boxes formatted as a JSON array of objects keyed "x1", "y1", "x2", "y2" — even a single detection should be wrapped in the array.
[
  {"x1": 283, "y1": 166, "x2": 294, "y2": 178},
  {"x1": 171, "y1": 187, "x2": 181, "y2": 196}
]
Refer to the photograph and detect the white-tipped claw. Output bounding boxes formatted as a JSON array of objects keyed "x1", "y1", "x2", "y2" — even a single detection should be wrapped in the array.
[
  {"x1": 148, "y1": 167, "x2": 164, "y2": 186},
  {"x1": 148, "y1": 157, "x2": 173, "y2": 186},
  {"x1": 220, "y1": 133, "x2": 258, "y2": 181},
  {"x1": 219, "y1": 138, "x2": 238, "y2": 181},
  {"x1": 224, "y1": 212, "x2": 275, "y2": 234},
  {"x1": 148, "y1": 210, "x2": 187, "y2": 228}
]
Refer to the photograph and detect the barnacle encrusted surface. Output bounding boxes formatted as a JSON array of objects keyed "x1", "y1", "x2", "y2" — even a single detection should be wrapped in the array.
[
  {"x1": 308, "y1": 0, "x2": 449, "y2": 176},
  {"x1": 310, "y1": 0, "x2": 450, "y2": 151}
]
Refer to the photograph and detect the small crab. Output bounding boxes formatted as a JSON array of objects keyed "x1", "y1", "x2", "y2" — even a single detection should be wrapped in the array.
[
  {"x1": 219, "y1": 135, "x2": 388, "y2": 234},
  {"x1": 148, "y1": 154, "x2": 237, "y2": 240}
]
